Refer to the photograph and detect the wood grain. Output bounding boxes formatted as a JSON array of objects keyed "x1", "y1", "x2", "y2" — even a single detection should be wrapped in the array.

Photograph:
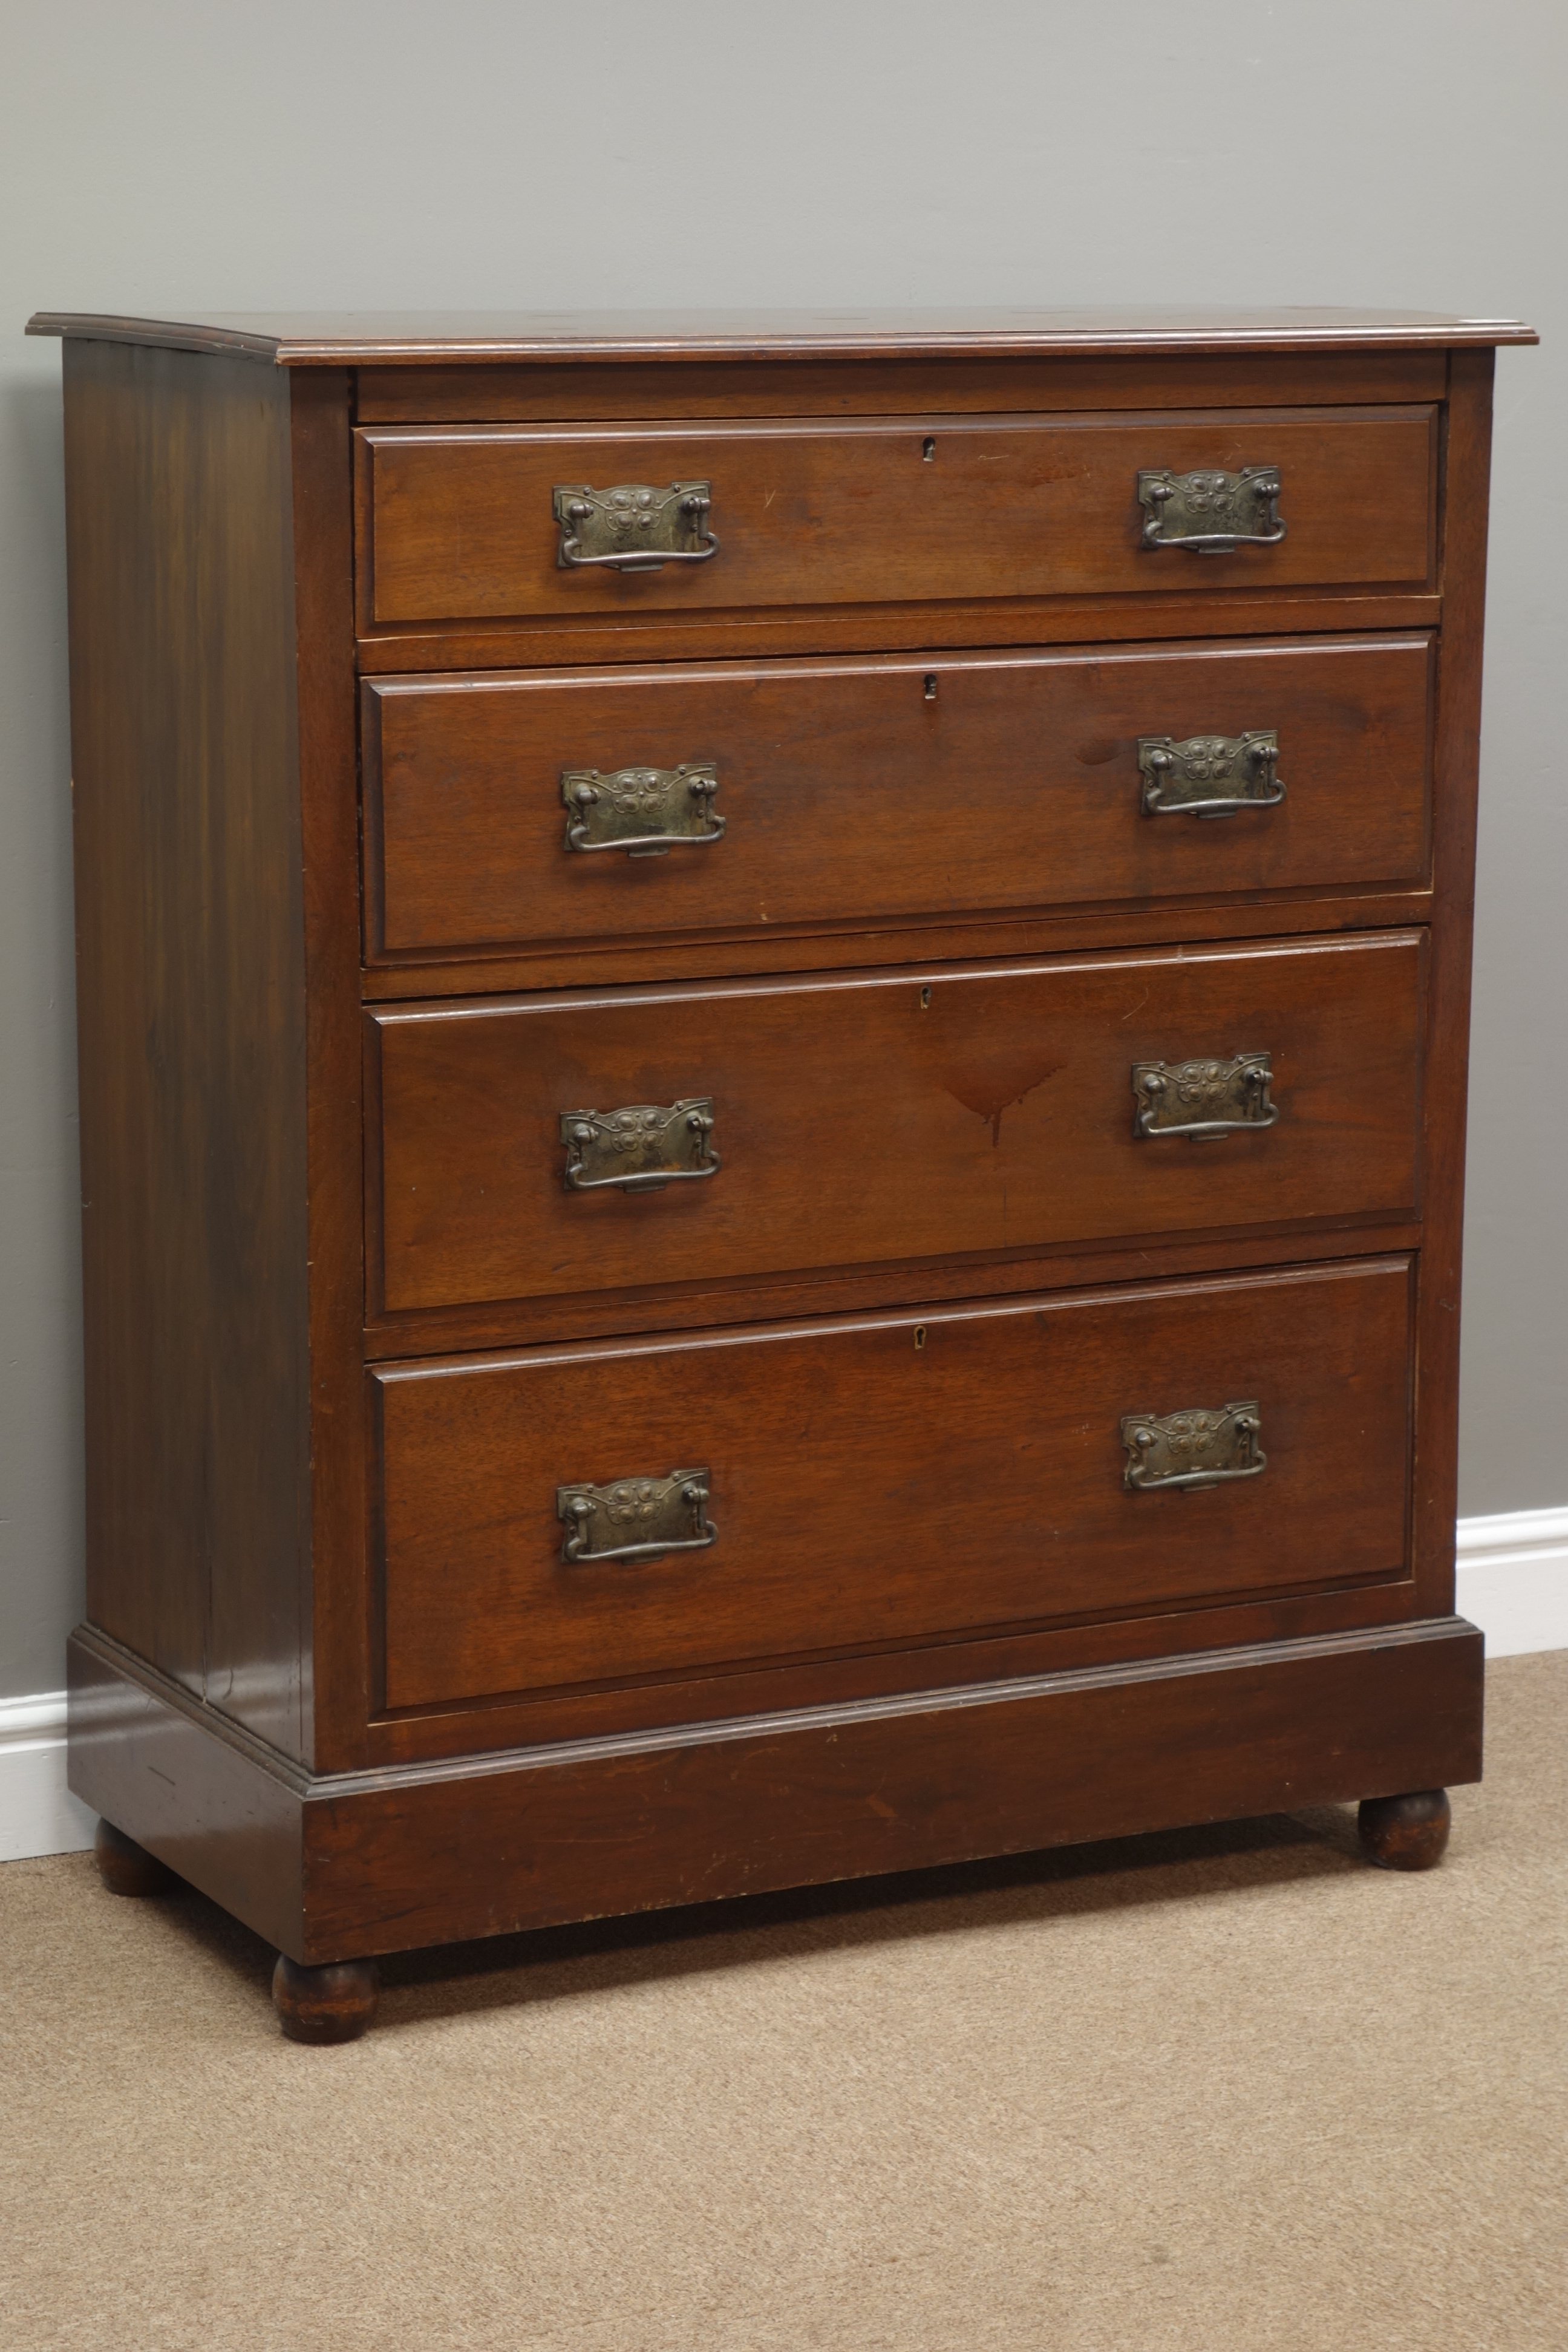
[
  {"x1": 93, "y1": 1817, "x2": 180, "y2": 1896},
  {"x1": 27, "y1": 304, "x2": 1537, "y2": 365},
  {"x1": 68, "y1": 1613, "x2": 1485, "y2": 1967},
  {"x1": 288, "y1": 372, "x2": 372, "y2": 1775},
  {"x1": 364, "y1": 635, "x2": 1432, "y2": 959},
  {"x1": 272, "y1": 1953, "x2": 380, "y2": 2042},
  {"x1": 354, "y1": 589, "x2": 1445, "y2": 680},
  {"x1": 1357, "y1": 1787, "x2": 1452, "y2": 1869},
  {"x1": 359, "y1": 885, "x2": 1436, "y2": 1010},
  {"x1": 62, "y1": 339, "x2": 312, "y2": 1757},
  {"x1": 375, "y1": 1256, "x2": 1415, "y2": 1710},
  {"x1": 354, "y1": 350, "x2": 1449, "y2": 423},
  {"x1": 367, "y1": 932, "x2": 1425, "y2": 1316},
  {"x1": 1408, "y1": 348, "x2": 1495, "y2": 1625},
  {"x1": 67, "y1": 1628, "x2": 305, "y2": 1953},
  {"x1": 356, "y1": 409, "x2": 1439, "y2": 627},
  {"x1": 47, "y1": 318, "x2": 1515, "y2": 1990},
  {"x1": 364, "y1": 1216, "x2": 1424, "y2": 1368},
  {"x1": 362, "y1": 1557, "x2": 1430, "y2": 1766},
  {"x1": 312, "y1": 1615, "x2": 1483, "y2": 1959}
]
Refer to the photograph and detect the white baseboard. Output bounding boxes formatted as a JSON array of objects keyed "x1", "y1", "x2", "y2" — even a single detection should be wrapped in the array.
[
  {"x1": 4, "y1": 1506, "x2": 1566, "y2": 1864},
  {"x1": 1454, "y1": 1504, "x2": 1568, "y2": 1661},
  {"x1": 0, "y1": 1690, "x2": 95, "y2": 1863}
]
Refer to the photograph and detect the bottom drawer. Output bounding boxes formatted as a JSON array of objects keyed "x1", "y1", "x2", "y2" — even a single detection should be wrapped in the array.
[{"x1": 375, "y1": 1255, "x2": 1414, "y2": 1711}]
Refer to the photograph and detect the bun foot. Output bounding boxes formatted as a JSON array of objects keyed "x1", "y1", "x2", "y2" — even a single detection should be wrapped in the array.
[
  {"x1": 94, "y1": 1817, "x2": 178, "y2": 1896},
  {"x1": 272, "y1": 1953, "x2": 381, "y2": 2044},
  {"x1": 1357, "y1": 1788, "x2": 1452, "y2": 1871}
]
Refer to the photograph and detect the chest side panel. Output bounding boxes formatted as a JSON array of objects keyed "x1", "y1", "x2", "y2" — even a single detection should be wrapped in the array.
[{"x1": 64, "y1": 338, "x2": 312, "y2": 1760}]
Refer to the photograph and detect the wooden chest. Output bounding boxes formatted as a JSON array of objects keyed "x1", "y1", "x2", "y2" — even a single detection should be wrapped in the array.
[{"x1": 31, "y1": 306, "x2": 1534, "y2": 2041}]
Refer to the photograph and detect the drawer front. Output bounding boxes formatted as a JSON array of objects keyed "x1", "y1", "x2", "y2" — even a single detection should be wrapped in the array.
[
  {"x1": 369, "y1": 932, "x2": 1423, "y2": 1316},
  {"x1": 364, "y1": 636, "x2": 1432, "y2": 958},
  {"x1": 356, "y1": 407, "x2": 1437, "y2": 626},
  {"x1": 376, "y1": 1256, "x2": 1414, "y2": 1709}
]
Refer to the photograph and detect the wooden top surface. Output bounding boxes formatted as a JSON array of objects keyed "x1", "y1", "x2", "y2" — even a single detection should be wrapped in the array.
[{"x1": 25, "y1": 306, "x2": 1538, "y2": 367}]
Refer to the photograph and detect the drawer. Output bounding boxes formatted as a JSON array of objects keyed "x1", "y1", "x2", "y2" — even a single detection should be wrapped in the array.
[
  {"x1": 364, "y1": 636, "x2": 1432, "y2": 958},
  {"x1": 367, "y1": 931, "x2": 1423, "y2": 1318},
  {"x1": 355, "y1": 407, "x2": 1437, "y2": 627},
  {"x1": 375, "y1": 1255, "x2": 1415, "y2": 1709}
]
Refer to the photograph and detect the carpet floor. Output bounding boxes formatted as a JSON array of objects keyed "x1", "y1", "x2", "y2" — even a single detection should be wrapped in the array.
[{"x1": 2, "y1": 1651, "x2": 1564, "y2": 2351}]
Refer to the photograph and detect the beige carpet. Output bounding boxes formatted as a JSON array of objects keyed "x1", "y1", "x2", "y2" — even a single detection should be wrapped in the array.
[{"x1": 2, "y1": 1652, "x2": 1564, "y2": 2352}]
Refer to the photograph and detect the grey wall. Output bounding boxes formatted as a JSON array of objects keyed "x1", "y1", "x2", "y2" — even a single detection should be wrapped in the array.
[{"x1": 2, "y1": 1, "x2": 1563, "y2": 1699}]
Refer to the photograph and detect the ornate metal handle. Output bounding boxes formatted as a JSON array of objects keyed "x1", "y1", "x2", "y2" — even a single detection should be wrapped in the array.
[
  {"x1": 557, "y1": 1469, "x2": 716, "y2": 1564},
  {"x1": 1137, "y1": 731, "x2": 1284, "y2": 820},
  {"x1": 562, "y1": 763, "x2": 725, "y2": 858},
  {"x1": 561, "y1": 1097, "x2": 720, "y2": 1193},
  {"x1": 1137, "y1": 466, "x2": 1285, "y2": 555},
  {"x1": 1121, "y1": 1403, "x2": 1266, "y2": 1492},
  {"x1": 553, "y1": 481, "x2": 719, "y2": 573},
  {"x1": 1132, "y1": 1052, "x2": 1278, "y2": 1140}
]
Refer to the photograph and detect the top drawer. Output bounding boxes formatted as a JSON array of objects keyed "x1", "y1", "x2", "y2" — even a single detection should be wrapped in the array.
[{"x1": 354, "y1": 407, "x2": 1439, "y2": 629}]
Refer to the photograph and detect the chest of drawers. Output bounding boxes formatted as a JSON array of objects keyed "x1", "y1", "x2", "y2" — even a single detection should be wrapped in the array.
[{"x1": 34, "y1": 306, "x2": 1534, "y2": 2042}]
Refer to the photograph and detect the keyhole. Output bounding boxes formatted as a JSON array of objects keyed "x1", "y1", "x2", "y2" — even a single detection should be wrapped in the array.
[
  {"x1": 920, "y1": 986, "x2": 932, "y2": 1010},
  {"x1": 922, "y1": 437, "x2": 936, "y2": 462},
  {"x1": 924, "y1": 673, "x2": 938, "y2": 701},
  {"x1": 914, "y1": 1325, "x2": 927, "y2": 1350}
]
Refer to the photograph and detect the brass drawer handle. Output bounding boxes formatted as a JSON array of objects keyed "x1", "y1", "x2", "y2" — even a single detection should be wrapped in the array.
[
  {"x1": 1137, "y1": 731, "x2": 1284, "y2": 819},
  {"x1": 1137, "y1": 466, "x2": 1285, "y2": 555},
  {"x1": 1132, "y1": 1052, "x2": 1278, "y2": 1140},
  {"x1": 563, "y1": 763, "x2": 724, "y2": 858},
  {"x1": 561, "y1": 1097, "x2": 720, "y2": 1193},
  {"x1": 557, "y1": 1469, "x2": 716, "y2": 1564},
  {"x1": 553, "y1": 480, "x2": 719, "y2": 573},
  {"x1": 1121, "y1": 1403, "x2": 1266, "y2": 1492}
]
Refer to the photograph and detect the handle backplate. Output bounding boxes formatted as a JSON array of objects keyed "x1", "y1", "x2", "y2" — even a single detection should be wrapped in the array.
[
  {"x1": 561, "y1": 1097, "x2": 720, "y2": 1193},
  {"x1": 562, "y1": 763, "x2": 724, "y2": 857},
  {"x1": 1137, "y1": 730, "x2": 1284, "y2": 819},
  {"x1": 1132, "y1": 1051, "x2": 1278, "y2": 1141},
  {"x1": 1137, "y1": 466, "x2": 1285, "y2": 554},
  {"x1": 557, "y1": 1468, "x2": 716, "y2": 1564},
  {"x1": 1121, "y1": 1402, "x2": 1266, "y2": 1492},
  {"x1": 553, "y1": 481, "x2": 719, "y2": 572}
]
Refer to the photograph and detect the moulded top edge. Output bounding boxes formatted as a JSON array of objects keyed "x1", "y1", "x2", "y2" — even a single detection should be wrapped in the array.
[{"x1": 24, "y1": 306, "x2": 1540, "y2": 367}]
